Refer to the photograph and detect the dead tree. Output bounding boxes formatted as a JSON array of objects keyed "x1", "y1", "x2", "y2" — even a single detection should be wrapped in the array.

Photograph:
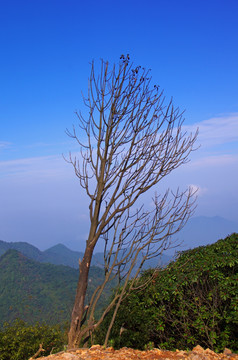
[{"x1": 66, "y1": 55, "x2": 198, "y2": 348}]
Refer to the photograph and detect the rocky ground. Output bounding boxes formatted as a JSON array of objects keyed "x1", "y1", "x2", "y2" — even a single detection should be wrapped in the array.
[{"x1": 33, "y1": 345, "x2": 237, "y2": 360}]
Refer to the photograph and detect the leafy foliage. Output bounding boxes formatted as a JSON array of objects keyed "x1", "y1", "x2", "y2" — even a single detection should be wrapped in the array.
[
  {"x1": 0, "y1": 319, "x2": 66, "y2": 360},
  {"x1": 97, "y1": 234, "x2": 238, "y2": 352}
]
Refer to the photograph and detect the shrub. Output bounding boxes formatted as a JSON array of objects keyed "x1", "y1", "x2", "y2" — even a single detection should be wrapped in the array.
[
  {"x1": 0, "y1": 319, "x2": 67, "y2": 360},
  {"x1": 97, "y1": 234, "x2": 238, "y2": 352}
]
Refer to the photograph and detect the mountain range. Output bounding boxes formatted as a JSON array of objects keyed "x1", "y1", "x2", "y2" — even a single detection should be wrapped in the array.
[
  {"x1": 0, "y1": 240, "x2": 84, "y2": 269},
  {"x1": 0, "y1": 216, "x2": 237, "y2": 268},
  {"x1": 0, "y1": 240, "x2": 171, "y2": 270}
]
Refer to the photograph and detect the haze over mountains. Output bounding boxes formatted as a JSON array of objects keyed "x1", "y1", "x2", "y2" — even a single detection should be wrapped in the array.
[
  {"x1": 169, "y1": 215, "x2": 238, "y2": 254},
  {"x1": 1, "y1": 215, "x2": 236, "y2": 262},
  {"x1": 0, "y1": 240, "x2": 171, "y2": 270}
]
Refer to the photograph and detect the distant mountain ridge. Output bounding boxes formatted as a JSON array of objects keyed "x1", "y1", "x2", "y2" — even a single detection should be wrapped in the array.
[
  {"x1": 0, "y1": 240, "x2": 171, "y2": 269},
  {"x1": 0, "y1": 216, "x2": 237, "y2": 267},
  {"x1": 0, "y1": 240, "x2": 85, "y2": 268},
  {"x1": 0, "y1": 240, "x2": 42, "y2": 261}
]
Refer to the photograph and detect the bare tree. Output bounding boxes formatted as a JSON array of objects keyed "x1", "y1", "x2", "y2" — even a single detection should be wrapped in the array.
[{"x1": 66, "y1": 55, "x2": 198, "y2": 348}]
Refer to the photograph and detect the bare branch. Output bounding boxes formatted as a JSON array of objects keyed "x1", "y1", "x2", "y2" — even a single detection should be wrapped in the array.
[
  {"x1": 28, "y1": 344, "x2": 45, "y2": 360},
  {"x1": 66, "y1": 56, "x2": 198, "y2": 348}
]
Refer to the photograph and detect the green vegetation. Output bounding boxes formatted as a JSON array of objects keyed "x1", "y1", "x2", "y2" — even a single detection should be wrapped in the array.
[
  {"x1": 1, "y1": 234, "x2": 237, "y2": 355},
  {"x1": 0, "y1": 319, "x2": 66, "y2": 360},
  {"x1": 97, "y1": 234, "x2": 238, "y2": 352},
  {"x1": 0, "y1": 250, "x2": 114, "y2": 327}
]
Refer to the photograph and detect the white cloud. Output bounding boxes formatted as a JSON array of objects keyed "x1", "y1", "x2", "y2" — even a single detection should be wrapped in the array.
[
  {"x1": 188, "y1": 184, "x2": 208, "y2": 197},
  {"x1": 185, "y1": 112, "x2": 238, "y2": 148},
  {"x1": 0, "y1": 155, "x2": 72, "y2": 181},
  {"x1": 0, "y1": 141, "x2": 11, "y2": 150},
  {"x1": 190, "y1": 153, "x2": 238, "y2": 169}
]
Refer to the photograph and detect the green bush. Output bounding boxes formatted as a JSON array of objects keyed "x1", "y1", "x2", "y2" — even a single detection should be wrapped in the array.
[
  {"x1": 0, "y1": 319, "x2": 67, "y2": 360},
  {"x1": 97, "y1": 233, "x2": 238, "y2": 352}
]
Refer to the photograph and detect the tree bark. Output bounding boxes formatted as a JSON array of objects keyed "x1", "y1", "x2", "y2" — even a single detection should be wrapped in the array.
[{"x1": 68, "y1": 245, "x2": 94, "y2": 348}]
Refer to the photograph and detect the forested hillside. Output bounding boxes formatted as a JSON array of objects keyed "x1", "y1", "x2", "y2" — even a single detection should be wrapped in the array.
[
  {"x1": 0, "y1": 250, "x2": 115, "y2": 326},
  {"x1": 97, "y1": 233, "x2": 238, "y2": 352}
]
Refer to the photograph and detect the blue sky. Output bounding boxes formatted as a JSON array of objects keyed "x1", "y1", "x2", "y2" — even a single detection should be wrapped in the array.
[{"x1": 0, "y1": 0, "x2": 238, "y2": 250}]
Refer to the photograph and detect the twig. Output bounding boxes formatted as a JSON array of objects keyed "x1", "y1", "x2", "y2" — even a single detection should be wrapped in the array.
[{"x1": 29, "y1": 344, "x2": 45, "y2": 359}]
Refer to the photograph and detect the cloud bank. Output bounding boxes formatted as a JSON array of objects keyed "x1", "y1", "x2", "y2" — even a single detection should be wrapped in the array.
[{"x1": 185, "y1": 112, "x2": 238, "y2": 148}]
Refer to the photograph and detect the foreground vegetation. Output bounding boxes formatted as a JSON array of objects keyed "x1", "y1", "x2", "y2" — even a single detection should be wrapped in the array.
[
  {"x1": 96, "y1": 233, "x2": 238, "y2": 352},
  {"x1": 0, "y1": 320, "x2": 66, "y2": 360},
  {"x1": 0, "y1": 234, "x2": 237, "y2": 359}
]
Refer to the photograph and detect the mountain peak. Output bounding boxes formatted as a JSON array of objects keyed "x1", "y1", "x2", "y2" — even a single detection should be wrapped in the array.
[{"x1": 46, "y1": 243, "x2": 69, "y2": 250}]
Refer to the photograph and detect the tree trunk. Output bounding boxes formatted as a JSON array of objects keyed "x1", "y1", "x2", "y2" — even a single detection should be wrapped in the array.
[{"x1": 68, "y1": 245, "x2": 94, "y2": 348}]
